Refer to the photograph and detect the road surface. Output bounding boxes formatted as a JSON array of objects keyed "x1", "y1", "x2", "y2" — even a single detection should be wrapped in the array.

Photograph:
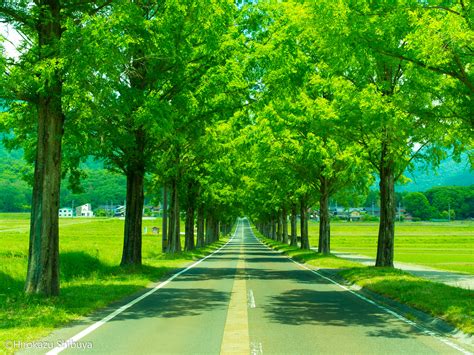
[{"x1": 34, "y1": 218, "x2": 470, "y2": 354}]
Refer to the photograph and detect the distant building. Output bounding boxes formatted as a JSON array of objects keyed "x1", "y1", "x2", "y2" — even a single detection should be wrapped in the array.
[
  {"x1": 329, "y1": 207, "x2": 364, "y2": 221},
  {"x1": 76, "y1": 203, "x2": 94, "y2": 217},
  {"x1": 349, "y1": 210, "x2": 361, "y2": 221},
  {"x1": 114, "y1": 205, "x2": 126, "y2": 217},
  {"x1": 59, "y1": 207, "x2": 74, "y2": 217},
  {"x1": 331, "y1": 207, "x2": 347, "y2": 216}
]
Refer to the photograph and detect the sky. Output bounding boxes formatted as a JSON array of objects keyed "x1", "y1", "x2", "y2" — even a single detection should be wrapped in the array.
[{"x1": 0, "y1": 23, "x2": 22, "y2": 59}]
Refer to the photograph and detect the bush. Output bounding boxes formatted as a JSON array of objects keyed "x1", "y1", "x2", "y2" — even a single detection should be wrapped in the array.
[
  {"x1": 440, "y1": 210, "x2": 456, "y2": 220},
  {"x1": 403, "y1": 192, "x2": 434, "y2": 220},
  {"x1": 362, "y1": 214, "x2": 379, "y2": 222},
  {"x1": 94, "y1": 208, "x2": 107, "y2": 217}
]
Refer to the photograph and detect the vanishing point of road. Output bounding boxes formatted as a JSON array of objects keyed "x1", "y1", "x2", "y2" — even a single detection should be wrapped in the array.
[{"x1": 35, "y1": 219, "x2": 470, "y2": 355}]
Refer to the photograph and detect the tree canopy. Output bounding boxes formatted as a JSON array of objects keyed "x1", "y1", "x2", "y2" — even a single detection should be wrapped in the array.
[{"x1": 0, "y1": 0, "x2": 472, "y2": 296}]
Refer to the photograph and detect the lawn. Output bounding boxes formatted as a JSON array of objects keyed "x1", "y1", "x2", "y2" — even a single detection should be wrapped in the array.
[
  {"x1": 0, "y1": 213, "x2": 228, "y2": 354},
  {"x1": 303, "y1": 221, "x2": 474, "y2": 274}
]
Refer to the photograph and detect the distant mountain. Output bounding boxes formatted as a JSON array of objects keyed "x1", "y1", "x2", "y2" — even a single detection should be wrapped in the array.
[{"x1": 396, "y1": 155, "x2": 473, "y2": 192}]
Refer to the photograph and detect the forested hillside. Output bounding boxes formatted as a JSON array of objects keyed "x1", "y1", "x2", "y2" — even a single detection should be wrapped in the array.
[
  {"x1": 397, "y1": 155, "x2": 473, "y2": 192},
  {"x1": 0, "y1": 142, "x2": 126, "y2": 211},
  {"x1": 1, "y1": 140, "x2": 471, "y2": 212}
]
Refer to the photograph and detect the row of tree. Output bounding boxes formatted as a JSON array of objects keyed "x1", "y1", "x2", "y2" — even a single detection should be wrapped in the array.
[
  {"x1": 0, "y1": 1, "x2": 471, "y2": 296},
  {"x1": 0, "y1": 0, "x2": 251, "y2": 296},
  {"x1": 243, "y1": 1, "x2": 471, "y2": 264}
]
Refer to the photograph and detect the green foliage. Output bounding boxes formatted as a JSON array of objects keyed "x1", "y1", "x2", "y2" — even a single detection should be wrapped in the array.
[
  {"x1": 426, "y1": 185, "x2": 474, "y2": 219},
  {"x1": 0, "y1": 0, "x2": 472, "y2": 299},
  {"x1": 361, "y1": 215, "x2": 380, "y2": 222},
  {"x1": 59, "y1": 169, "x2": 126, "y2": 209},
  {"x1": 0, "y1": 142, "x2": 31, "y2": 211},
  {"x1": 400, "y1": 185, "x2": 474, "y2": 220},
  {"x1": 403, "y1": 192, "x2": 435, "y2": 220},
  {"x1": 0, "y1": 141, "x2": 126, "y2": 211}
]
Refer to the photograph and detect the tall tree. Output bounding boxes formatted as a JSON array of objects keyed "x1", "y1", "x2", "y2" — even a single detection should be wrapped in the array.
[
  {"x1": 244, "y1": 2, "x2": 371, "y2": 253},
  {"x1": 0, "y1": 0, "x2": 111, "y2": 295},
  {"x1": 71, "y1": 0, "x2": 240, "y2": 259},
  {"x1": 311, "y1": 0, "x2": 468, "y2": 266}
]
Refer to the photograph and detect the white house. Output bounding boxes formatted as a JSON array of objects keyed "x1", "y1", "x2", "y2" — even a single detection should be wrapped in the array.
[
  {"x1": 59, "y1": 207, "x2": 74, "y2": 217},
  {"x1": 76, "y1": 203, "x2": 94, "y2": 217}
]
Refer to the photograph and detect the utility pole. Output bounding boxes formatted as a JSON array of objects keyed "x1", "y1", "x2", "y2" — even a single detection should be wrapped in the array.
[
  {"x1": 448, "y1": 202, "x2": 451, "y2": 222},
  {"x1": 72, "y1": 200, "x2": 74, "y2": 218}
]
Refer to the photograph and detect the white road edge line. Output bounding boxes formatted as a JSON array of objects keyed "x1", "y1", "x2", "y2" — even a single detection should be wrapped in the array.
[
  {"x1": 249, "y1": 226, "x2": 472, "y2": 355},
  {"x1": 248, "y1": 289, "x2": 256, "y2": 308},
  {"x1": 46, "y1": 221, "x2": 242, "y2": 355}
]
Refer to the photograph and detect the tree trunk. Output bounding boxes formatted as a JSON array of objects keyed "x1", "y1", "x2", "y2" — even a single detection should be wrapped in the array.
[
  {"x1": 185, "y1": 204, "x2": 195, "y2": 251},
  {"x1": 277, "y1": 211, "x2": 282, "y2": 242},
  {"x1": 290, "y1": 203, "x2": 297, "y2": 246},
  {"x1": 376, "y1": 154, "x2": 396, "y2": 267},
  {"x1": 120, "y1": 168, "x2": 145, "y2": 266},
  {"x1": 318, "y1": 176, "x2": 330, "y2": 254},
  {"x1": 197, "y1": 205, "x2": 205, "y2": 247},
  {"x1": 184, "y1": 181, "x2": 195, "y2": 251},
  {"x1": 167, "y1": 187, "x2": 175, "y2": 252},
  {"x1": 300, "y1": 198, "x2": 310, "y2": 249},
  {"x1": 161, "y1": 185, "x2": 168, "y2": 252},
  {"x1": 205, "y1": 213, "x2": 213, "y2": 244},
  {"x1": 214, "y1": 220, "x2": 220, "y2": 241},
  {"x1": 25, "y1": 0, "x2": 63, "y2": 296},
  {"x1": 282, "y1": 206, "x2": 288, "y2": 244},
  {"x1": 174, "y1": 178, "x2": 182, "y2": 252},
  {"x1": 271, "y1": 216, "x2": 276, "y2": 240},
  {"x1": 168, "y1": 178, "x2": 182, "y2": 253}
]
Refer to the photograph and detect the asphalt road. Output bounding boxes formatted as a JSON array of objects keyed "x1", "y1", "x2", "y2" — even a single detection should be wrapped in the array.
[{"x1": 35, "y1": 218, "x2": 469, "y2": 355}]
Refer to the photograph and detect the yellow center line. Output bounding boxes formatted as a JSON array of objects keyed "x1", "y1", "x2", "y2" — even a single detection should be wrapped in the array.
[{"x1": 220, "y1": 221, "x2": 250, "y2": 355}]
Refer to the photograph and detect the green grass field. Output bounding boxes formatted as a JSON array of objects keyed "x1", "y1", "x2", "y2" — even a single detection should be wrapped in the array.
[
  {"x1": 0, "y1": 213, "x2": 227, "y2": 354},
  {"x1": 304, "y1": 221, "x2": 474, "y2": 274}
]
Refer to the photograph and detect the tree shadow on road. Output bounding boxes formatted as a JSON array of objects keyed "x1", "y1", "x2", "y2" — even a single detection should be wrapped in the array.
[
  {"x1": 108, "y1": 287, "x2": 229, "y2": 321},
  {"x1": 263, "y1": 288, "x2": 417, "y2": 339},
  {"x1": 173, "y1": 266, "x2": 331, "y2": 285}
]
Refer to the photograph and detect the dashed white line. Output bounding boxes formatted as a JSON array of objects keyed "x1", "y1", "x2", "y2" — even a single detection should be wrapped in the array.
[{"x1": 248, "y1": 289, "x2": 256, "y2": 308}]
